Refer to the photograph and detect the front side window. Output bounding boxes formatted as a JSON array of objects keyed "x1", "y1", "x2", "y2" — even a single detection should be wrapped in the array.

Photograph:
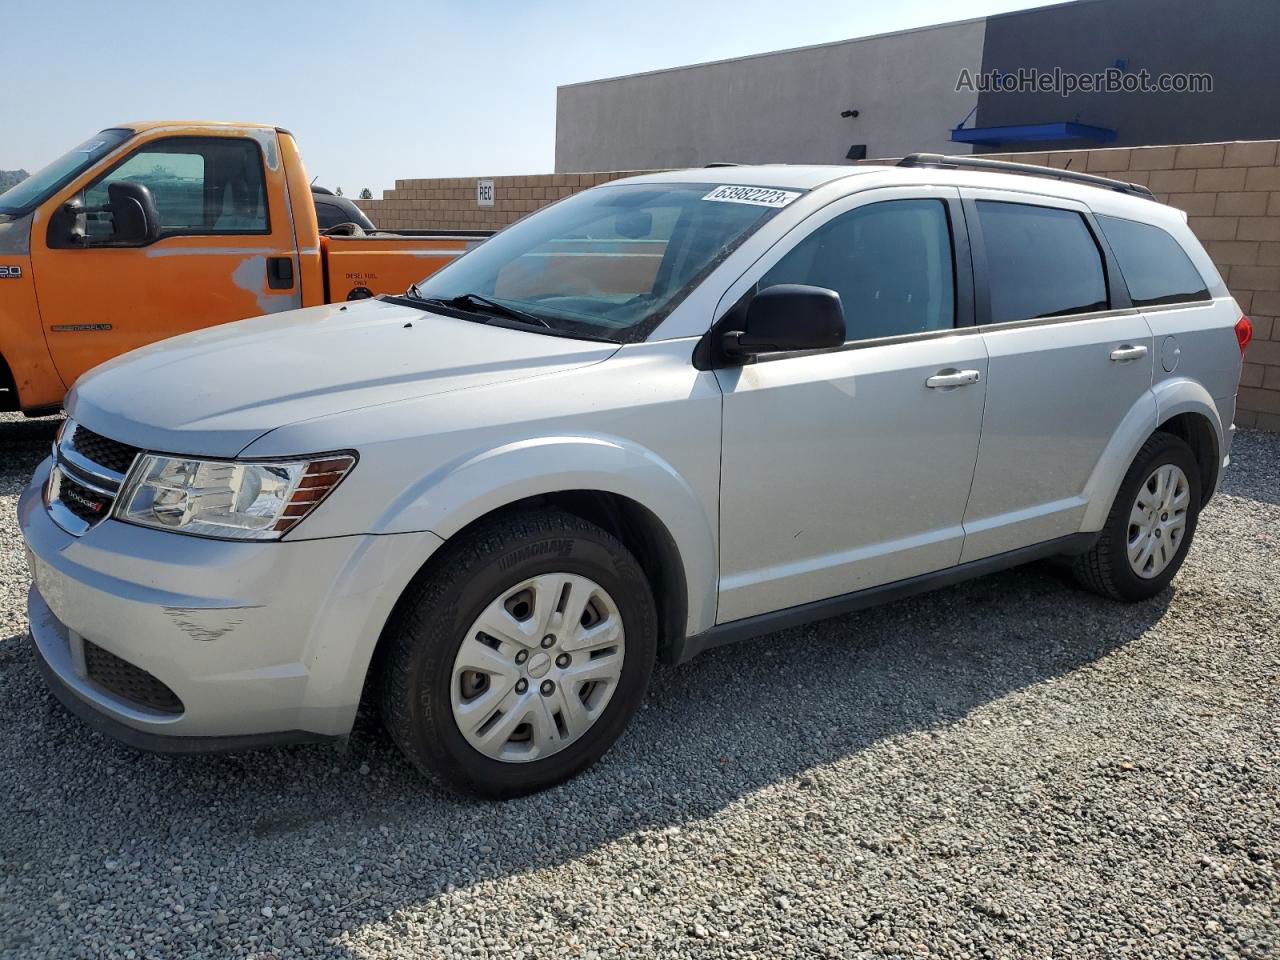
[
  {"x1": 0, "y1": 129, "x2": 132, "y2": 217},
  {"x1": 412, "y1": 182, "x2": 794, "y2": 342},
  {"x1": 760, "y1": 198, "x2": 956, "y2": 340},
  {"x1": 83, "y1": 137, "x2": 268, "y2": 241},
  {"x1": 977, "y1": 201, "x2": 1107, "y2": 324},
  {"x1": 1096, "y1": 214, "x2": 1210, "y2": 307}
]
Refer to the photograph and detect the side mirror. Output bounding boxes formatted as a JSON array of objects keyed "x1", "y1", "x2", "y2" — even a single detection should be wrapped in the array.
[
  {"x1": 723, "y1": 284, "x2": 846, "y2": 357},
  {"x1": 106, "y1": 181, "x2": 161, "y2": 244}
]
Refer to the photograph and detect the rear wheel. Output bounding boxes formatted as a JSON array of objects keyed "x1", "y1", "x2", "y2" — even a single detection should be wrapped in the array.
[
  {"x1": 1073, "y1": 432, "x2": 1201, "y2": 601},
  {"x1": 379, "y1": 509, "x2": 657, "y2": 798}
]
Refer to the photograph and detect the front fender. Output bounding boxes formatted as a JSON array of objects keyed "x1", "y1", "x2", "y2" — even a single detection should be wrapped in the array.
[{"x1": 378, "y1": 434, "x2": 718, "y2": 636}]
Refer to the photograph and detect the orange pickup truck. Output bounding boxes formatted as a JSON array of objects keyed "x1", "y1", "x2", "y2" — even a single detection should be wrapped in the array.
[{"x1": 0, "y1": 121, "x2": 487, "y2": 415}]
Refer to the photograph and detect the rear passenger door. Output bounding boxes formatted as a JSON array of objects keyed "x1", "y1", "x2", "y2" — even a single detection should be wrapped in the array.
[
  {"x1": 715, "y1": 188, "x2": 988, "y2": 623},
  {"x1": 959, "y1": 191, "x2": 1154, "y2": 563}
]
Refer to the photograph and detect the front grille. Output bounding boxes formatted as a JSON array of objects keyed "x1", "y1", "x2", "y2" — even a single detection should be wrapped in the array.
[
  {"x1": 66, "y1": 425, "x2": 140, "y2": 476},
  {"x1": 82, "y1": 640, "x2": 184, "y2": 715},
  {"x1": 57, "y1": 475, "x2": 113, "y2": 525},
  {"x1": 47, "y1": 421, "x2": 141, "y2": 536}
]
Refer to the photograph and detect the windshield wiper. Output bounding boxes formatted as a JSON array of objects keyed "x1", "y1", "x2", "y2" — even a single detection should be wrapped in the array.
[
  {"x1": 396, "y1": 290, "x2": 621, "y2": 343},
  {"x1": 436, "y1": 293, "x2": 552, "y2": 329}
]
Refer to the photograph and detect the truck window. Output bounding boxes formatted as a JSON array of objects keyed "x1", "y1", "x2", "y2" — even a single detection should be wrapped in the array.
[
  {"x1": 0, "y1": 129, "x2": 132, "y2": 217},
  {"x1": 976, "y1": 201, "x2": 1108, "y2": 323},
  {"x1": 315, "y1": 200, "x2": 348, "y2": 230},
  {"x1": 83, "y1": 137, "x2": 269, "y2": 241},
  {"x1": 760, "y1": 199, "x2": 956, "y2": 340},
  {"x1": 1095, "y1": 214, "x2": 1211, "y2": 307}
]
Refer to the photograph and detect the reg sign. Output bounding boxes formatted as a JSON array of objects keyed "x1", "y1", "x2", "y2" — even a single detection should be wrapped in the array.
[{"x1": 477, "y1": 179, "x2": 495, "y2": 207}]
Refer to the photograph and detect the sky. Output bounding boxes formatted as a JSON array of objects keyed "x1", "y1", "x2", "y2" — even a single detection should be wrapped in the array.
[{"x1": 5, "y1": 0, "x2": 1050, "y2": 196}]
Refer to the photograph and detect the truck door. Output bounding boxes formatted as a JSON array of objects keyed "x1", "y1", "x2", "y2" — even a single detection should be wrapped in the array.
[{"x1": 29, "y1": 129, "x2": 301, "y2": 389}]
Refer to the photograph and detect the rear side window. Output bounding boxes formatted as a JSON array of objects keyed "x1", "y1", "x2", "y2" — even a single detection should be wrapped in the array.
[
  {"x1": 760, "y1": 198, "x2": 956, "y2": 340},
  {"x1": 315, "y1": 200, "x2": 348, "y2": 230},
  {"x1": 977, "y1": 201, "x2": 1107, "y2": 323},
  {"x1": 1096, "y1": 214, "x2": 1210, "y2": 307}
]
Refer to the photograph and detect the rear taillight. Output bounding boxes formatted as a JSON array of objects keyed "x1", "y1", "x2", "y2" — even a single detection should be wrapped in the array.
[{"x1": 1235, "y1": 315, "x2": 1253, "y2": 355}]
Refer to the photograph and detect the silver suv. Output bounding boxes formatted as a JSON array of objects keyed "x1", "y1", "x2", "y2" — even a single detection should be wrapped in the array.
[{"x1": 20, "y1": 156, "x2": 1249, "y2": 797}]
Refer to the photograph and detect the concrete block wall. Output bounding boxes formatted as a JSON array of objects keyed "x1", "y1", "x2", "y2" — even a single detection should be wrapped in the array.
[
  {"x1": 355, "y1": 170, "x2": 659, "y2": 232},
  {"x1": 359, "y1": 140, "x2": 1280, "y2": 429}
]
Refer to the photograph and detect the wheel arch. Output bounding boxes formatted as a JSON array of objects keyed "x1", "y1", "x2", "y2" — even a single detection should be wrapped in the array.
[
  {"x1": 360, "y1": 489, "x2": 693, "y2": 714},
  {"x1": 1081, "y1": 382, "x2": 1225, "y2": 531},
  {"x1": 0, "y1": 351, "x2": 16, "y2": 413},
  {"x1": 1155, "y1": 410, "x2": 1219, "y2": 506}
]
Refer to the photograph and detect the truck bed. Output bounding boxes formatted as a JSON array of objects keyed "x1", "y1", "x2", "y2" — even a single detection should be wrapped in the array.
[{"x1": 321, "y1": 232, "x2": 492, "y2": 303}]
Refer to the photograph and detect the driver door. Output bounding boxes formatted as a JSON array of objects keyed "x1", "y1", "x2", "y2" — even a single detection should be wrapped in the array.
[
  {"x1": 30, "y1": 130, "x2": 301, "y2": 389},
  {"x1": 714, "y1": 187, "x2": 988, "y2": 623}
]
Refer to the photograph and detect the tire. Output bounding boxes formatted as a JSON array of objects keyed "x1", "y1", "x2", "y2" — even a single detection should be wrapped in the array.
[
  {"x1": 1073, "y1": 431, "x2": 1202, "y2": 602},
  {"x1": 379, "y1": 508, "x2": 657, "y2": 798}
]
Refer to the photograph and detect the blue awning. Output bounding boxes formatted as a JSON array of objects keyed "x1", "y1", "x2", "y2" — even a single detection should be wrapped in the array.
[{"x1": 950, "y1": 122, "x2": 1118, "y2": 146}]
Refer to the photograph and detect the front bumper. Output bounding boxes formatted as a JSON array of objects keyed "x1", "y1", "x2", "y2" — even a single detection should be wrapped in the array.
[{"x1": 19, "y1": 458, "x2": 442, "y2": 748}]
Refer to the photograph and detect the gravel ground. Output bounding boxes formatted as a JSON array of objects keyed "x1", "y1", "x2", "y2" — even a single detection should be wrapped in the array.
[{"x1": 1, "y1": 410, "x2": 1277, "y2": 959}]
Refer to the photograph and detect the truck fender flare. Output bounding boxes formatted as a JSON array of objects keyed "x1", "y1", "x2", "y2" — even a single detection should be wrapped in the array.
[{"x1": 380, "y1": 434, "x2": 719, "y2": 636}]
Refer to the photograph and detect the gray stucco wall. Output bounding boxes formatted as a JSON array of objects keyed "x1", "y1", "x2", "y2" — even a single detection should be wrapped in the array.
[
  {"x1": 975, "y1": 0, "x2": 1280, "y2": 153},
  {"x1": 555, "y1": 20, "x2": 985, "y2": 172}
]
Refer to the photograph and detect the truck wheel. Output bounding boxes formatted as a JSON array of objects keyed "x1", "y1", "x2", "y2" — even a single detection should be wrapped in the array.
[
  {"x1": 379, "y1": 509, "x2": 657, "y2": 798},
  {"x1": 1073, "y1": 432, "x2": 1201, "y2": 602}
]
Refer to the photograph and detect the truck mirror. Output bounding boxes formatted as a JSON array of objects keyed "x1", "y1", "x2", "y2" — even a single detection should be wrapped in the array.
[{"x1": 106, "y1": 181, "x2": 161, "y2": 245}]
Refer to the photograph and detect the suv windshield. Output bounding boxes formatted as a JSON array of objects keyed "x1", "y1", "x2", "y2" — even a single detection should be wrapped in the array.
[
  {"x1": 0, "y1": 129, "x2": 132, "y2": 217},
  {"x1": 410, "y1": 182, "x2": 801, "y2": 342}
]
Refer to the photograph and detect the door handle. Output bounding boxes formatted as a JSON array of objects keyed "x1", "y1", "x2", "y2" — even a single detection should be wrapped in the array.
[
  {"x1": 266, "y1": 256, "x2": 295, "y2": 290},
  {"x1": 925, "y1": 369, "x2": 982, "y2": 389},
  {"x1": 1109, "y1": 344, "x2": 1148, "y2": 362}
]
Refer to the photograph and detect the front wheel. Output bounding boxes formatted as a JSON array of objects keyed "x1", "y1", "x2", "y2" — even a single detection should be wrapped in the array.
[
  {"x1": 379, "y1": 509, "x2": 657, "y2": 798},
  {"x1": 1074, "y1": 431, "x2": 1202, "y2": 601}
]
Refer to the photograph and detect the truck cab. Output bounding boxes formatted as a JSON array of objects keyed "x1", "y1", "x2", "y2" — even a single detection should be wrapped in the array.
[{"x1": 0, "y1": 122, "x2": 482, "y2": 414}]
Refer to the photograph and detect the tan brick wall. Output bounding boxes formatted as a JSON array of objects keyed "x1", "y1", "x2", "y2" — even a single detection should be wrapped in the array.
[
  {"x1": 360, "y1": 140, "x2": 1280, "y2": 430},
  {"x1": 354, "y1": 170, "x2": 661, "y2": 233}
]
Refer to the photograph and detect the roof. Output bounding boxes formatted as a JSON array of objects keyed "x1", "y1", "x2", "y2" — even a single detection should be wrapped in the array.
[
  {"x1": 610, "y1": 162, "x2": 1179, "y2": 228},
  {"x1": 112, "y1": 120, "x2": 280, "y2": 133},
  {"x1": 607, "y1": 165, "x2": 886, "y2": 191}
]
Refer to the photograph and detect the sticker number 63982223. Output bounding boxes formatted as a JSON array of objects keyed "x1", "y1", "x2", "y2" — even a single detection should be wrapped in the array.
[{"x1": 0, "y1": 265, "x2": 22, "y2": 279}]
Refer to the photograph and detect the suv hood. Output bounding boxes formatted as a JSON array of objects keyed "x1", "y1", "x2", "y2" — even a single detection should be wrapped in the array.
[{"x1": 67, "y1": 298, "x2": 618, "y2": 457}]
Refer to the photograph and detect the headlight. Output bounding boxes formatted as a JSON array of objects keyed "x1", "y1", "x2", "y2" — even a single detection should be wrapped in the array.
[{"x1": 115, "y1": 453, "x2": 356, "y2": 540}]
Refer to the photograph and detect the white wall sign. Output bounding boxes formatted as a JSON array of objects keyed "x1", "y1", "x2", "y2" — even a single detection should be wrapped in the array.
[{"x1": 477, "y1": 179, "x2": 495, "y2": 207}]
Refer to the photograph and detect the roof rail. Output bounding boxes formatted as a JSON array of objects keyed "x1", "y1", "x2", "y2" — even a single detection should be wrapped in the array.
[
  {"x1": 897, "y1": 152, "x2": 1155, "y2": 200},
  {"x1": 704, "y1": 162, "x2": 741, "y2": 168}
]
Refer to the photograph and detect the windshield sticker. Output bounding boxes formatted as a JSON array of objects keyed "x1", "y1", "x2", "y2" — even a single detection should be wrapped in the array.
[
  {"x1": 77, "y1": 141, "x2": 107, "y2": 153},
  {"x1": 703, "y1": 185, "x2": 801, "y2": 207}
]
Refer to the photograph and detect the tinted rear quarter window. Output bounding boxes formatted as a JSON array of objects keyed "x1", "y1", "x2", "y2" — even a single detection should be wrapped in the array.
[
  {"x1": 1096, "y1": 214, "x2": 1210, "y2": 307},
  {"x1": 977, "y1": 201, "x2": 1107, "y2": 323},
  {"x1": 316, "y1": 201, "x2": 347, "y2": 229}
]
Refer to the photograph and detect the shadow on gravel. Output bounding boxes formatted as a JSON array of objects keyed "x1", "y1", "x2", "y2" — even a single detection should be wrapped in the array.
[
  {"x1": 0, "y1": 416, "x2": 61, "y2": 452},
  {"x1": 0, "y1": 416, "x2": 60, "y2": 494},
  {"x1": 2, "y1": 550, "x2": 1175, "y2": 954}
]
